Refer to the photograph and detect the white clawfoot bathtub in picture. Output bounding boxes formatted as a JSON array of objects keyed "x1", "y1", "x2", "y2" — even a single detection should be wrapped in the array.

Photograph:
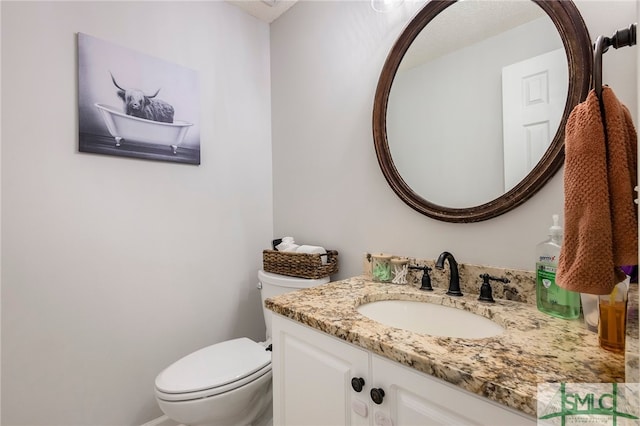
[{"x1": 95, "y1": 103, "x2": 193, "y2": 154}]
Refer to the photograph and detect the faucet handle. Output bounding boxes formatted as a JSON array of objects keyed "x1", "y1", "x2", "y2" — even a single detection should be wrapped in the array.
[
  {"x1": 409, "y1": 265, "x2": 433, "y2": 291},
  {"x1": 478, "y1": 274, "x2": 510, "y2": 303}
]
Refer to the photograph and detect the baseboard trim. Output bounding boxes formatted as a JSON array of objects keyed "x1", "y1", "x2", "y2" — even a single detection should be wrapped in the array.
[{"x1": 140, "y1": 415, "x2": 179, "y2": 426}]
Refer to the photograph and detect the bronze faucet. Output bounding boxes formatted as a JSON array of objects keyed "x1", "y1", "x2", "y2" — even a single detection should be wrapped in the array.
[{"x1": 436, "y1": 251, "x2": 462, "y2": 296}]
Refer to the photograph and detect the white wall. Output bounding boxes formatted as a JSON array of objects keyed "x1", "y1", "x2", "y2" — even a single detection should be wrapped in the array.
[
  {"x1": 271, "y1": 0, "x2": 637, "y2": 277},
  {"x1": 0, "y1": 1, "x2": 3, "y2": 422},
  {"x1": 1, "y1": 2, "x2": 272, "y2": 425}
]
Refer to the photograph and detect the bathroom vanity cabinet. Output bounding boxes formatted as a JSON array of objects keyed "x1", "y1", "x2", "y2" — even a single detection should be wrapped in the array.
[{"x1": 271, "y1": 314, "x2": 535, "y2": 426}]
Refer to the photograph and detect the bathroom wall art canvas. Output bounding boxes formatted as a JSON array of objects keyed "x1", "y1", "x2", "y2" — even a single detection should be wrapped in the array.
[{"x1": 78, "y1": 32, "x2": 201, "y2": 165}]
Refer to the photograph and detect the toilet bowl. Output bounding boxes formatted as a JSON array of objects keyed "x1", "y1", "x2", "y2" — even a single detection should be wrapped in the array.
[
  {"x1": 154, "y1": 270, "x2": 330, "y2": 426},
  {"x1": 155, "y1": 338, "x2": 273, "y2": 426}
]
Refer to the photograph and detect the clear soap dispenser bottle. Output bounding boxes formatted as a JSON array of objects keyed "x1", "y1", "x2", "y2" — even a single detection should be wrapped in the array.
[{"x1": 536, "y1": 214, "x2": 581, "y2": 319}]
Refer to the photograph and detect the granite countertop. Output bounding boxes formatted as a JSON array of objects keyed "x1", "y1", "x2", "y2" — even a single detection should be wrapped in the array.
[{"x1": 266, "y1": 276, "x2": 636, "y2": 417}]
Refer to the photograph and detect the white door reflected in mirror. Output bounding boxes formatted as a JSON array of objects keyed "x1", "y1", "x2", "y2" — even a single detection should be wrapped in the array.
[{"x1": 502, "y1": 48, "x2": 568, "y2": 192}]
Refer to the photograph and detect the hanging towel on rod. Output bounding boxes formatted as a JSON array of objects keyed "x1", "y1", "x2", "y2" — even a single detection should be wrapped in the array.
[{"x1": 557, "y1": 87, "x2": 637, "y2": 295}]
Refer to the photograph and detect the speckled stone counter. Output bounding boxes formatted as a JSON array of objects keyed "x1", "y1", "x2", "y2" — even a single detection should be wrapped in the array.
[{"x1": 266, "y1": 276, "x2": 637, "y2": 417}]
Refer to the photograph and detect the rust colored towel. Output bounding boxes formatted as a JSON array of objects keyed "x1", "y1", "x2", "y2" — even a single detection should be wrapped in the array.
[{"x1": 557, "y1": 87, "x2": 637, "y2": 295}]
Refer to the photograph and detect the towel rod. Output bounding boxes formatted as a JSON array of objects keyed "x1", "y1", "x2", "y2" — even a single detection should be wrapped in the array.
[{"x1": 594, "y1": 23, "x2": 637, "y2": 99}]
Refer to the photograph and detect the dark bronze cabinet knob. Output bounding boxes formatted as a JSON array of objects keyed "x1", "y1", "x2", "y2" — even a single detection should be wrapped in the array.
[
  {"x1": 370, "y1": 388, "x2": 385, "y2": 404},
  {"x1": 351, "y1": 377, "x2": 365, "y2": 392}
]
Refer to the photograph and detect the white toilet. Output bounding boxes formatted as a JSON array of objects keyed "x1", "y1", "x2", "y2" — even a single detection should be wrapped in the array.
[{"x1": 154, "y1": 270, "x2": 330, "y2": 426}]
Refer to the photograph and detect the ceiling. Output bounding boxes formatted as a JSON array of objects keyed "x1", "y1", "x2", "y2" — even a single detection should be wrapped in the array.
[
  {"x1": 226, "y1": 0, "x2": 298, "y2": 23},
  {"x1": 227, "y1": 0, "x2": 546, "y2": 61},
  {"x1": 401, "y1": 1, "x2": 545, "y2": 70}
]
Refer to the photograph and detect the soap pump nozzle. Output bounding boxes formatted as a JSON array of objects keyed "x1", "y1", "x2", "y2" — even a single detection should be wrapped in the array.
[{"x1": 549, "y1": 214, "x2": 562, "y2": 241}]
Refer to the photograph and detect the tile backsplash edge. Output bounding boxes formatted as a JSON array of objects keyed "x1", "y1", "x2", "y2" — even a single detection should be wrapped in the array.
[{"x1": 363, "y1": 253, "x2": 536, "y2": 305}]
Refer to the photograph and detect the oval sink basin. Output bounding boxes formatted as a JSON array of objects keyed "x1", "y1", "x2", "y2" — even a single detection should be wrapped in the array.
[{"x1": 357, "y1": 300, "x2": 504, "y2": 339}]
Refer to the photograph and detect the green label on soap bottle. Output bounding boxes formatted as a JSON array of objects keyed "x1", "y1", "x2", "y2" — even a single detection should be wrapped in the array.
[
  {"x1": 537, "y1": 265, "x2": 565, "y2": 304},
  {"x1": 536, "y1": 263, "x2": 580, "y2": 319}
]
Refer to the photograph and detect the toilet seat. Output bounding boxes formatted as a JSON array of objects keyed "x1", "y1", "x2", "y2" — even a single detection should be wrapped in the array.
[{"x1": 155, "y1": 337, "x2": 271, "y2": 402}]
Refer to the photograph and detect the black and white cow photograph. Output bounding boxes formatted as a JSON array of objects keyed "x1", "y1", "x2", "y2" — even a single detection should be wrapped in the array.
[{"x1": 78, "y1": 32, "x2": 200, "y2": 165}]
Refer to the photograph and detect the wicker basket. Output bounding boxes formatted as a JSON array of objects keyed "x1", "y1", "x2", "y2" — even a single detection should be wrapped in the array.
[{"x1": 262, "y1": 249, "x2": 338, "y2": 279}]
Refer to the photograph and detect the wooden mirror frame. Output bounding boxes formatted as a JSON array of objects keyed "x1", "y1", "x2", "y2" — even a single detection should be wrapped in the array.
[{"x1": 373, "y1": 0, "x2": 592, "y2": 223}]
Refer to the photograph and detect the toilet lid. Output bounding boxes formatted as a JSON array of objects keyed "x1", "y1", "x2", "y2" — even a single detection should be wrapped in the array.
[{"x1": 155, "y1": 338, "x2": 271, "y2": 394}]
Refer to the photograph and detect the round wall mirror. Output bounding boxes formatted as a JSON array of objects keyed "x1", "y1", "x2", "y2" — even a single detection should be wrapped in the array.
[{"x1": 373, "y1": 0, "x2": 592, "y2": 222}]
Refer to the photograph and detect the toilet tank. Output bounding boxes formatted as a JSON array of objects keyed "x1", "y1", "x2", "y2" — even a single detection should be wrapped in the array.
[{"x1": 258, "y1": 270, "x2": 329, "y2": 340}]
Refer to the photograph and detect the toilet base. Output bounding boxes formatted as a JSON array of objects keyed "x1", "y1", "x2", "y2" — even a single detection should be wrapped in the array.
[
  {"x1": 252, "y1": 400, "x2": 273, "y2": 426},
  {"x1": 156, "y1": 370, "x2": 272, "y2": 426}
]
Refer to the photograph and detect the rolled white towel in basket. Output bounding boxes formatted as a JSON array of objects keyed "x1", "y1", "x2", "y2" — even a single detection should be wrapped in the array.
[
  {"x1": 276, "y1": 236, "x2": 299, "y2": 252},
  {"x1": 296, "y1": 245, "x2": 328, "y2": 264}
]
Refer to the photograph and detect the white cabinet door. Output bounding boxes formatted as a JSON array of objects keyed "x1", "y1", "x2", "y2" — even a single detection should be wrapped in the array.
[
  {"x1": 371, "y1": 354, "x2": 535, "y2": 426},
  {"x1": 272, "y1": 314, "x2": 371, "y2": 426}
]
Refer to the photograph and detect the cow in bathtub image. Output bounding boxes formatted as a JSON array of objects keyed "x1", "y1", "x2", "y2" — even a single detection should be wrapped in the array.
[
  {"x1": 93, "y1": 72, "x2": 192, "y2": 156},
  {"x1": 111, "y1": 73, "x2": 175, "y2": 123},
  {"x1": 78, "y1": 32, "x2": 200, "y2": 165}
]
